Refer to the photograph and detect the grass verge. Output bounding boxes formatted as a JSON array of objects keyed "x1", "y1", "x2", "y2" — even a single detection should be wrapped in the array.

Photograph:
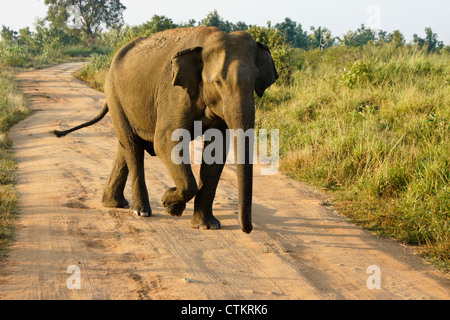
[
  {"x1": 256, "y1": 45, "x2": 449, "y2": 271},
  {"x1": 0, "y1": 68, "x2": 31, "y2": 261}
]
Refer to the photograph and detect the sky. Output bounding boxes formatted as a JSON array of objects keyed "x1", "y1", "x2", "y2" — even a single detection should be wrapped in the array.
[{"x1": 0, "y1": 0, "x2": 449, "y2": 43}]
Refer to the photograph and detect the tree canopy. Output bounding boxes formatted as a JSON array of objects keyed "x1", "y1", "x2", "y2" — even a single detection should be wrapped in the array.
[
  {"x1": 44, "y1": 0, "x2": 126, "y2": 37},
  {"x1": 2, "y1": 8, "x2": 447, "y2": 54},
  {"x1": 413, "y1": 27, "x2": 444, "y2": 52},
  {"x1": 199, "y1": 10, "x2": 248, "y2": 33}
]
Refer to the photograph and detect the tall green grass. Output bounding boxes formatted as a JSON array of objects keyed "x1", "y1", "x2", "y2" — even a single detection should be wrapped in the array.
[
  {"x1": 256, "y1": 44, "x2": 449, "y2": 269},
  {"x1": 62, "y1": 45, "x2": 111, "y2": 57},
  {"x1": 0, "y1": 68, "x2": 30, "y2": 260},
  {"x1": 76, "y1": 53, "x2": 111, "y2": 92}
]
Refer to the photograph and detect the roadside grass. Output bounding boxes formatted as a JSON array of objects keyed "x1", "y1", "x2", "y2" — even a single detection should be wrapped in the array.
[
  {"x1": 0, "y1": 68, "x2": 31, "y2": 261},
  {"x1": 256, "y1": 44, "x2": 449, "y2": 270},
  {"x1": 74, "y1": 42, "x2": 449, "y2": 271},
  {"x1": 76, "y1": 53, "x2": 111, "y2": 92},
  {"x1": 62, "y1": 45, "x2": 112, "y2": 58}
]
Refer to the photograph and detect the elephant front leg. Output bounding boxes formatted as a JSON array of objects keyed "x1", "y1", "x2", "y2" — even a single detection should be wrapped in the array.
[
  {"x1": 192, "y1": 162, "x2": 224, "y2": 230},
  {"x1": 156, "y1": 137, "x2": 198, "y2": 217},
  {"x1": 192, "y1": 126, "x2": 228, "y2": 230}
]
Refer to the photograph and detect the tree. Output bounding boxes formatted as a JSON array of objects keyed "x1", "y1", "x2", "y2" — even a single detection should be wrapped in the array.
[
  {"x1": 293, "y1": 24, "x2": 308, "y2": 49},
  {"x1": 234, "y1": 21, "x2": 249, "y2": 31},
  {"x1": 389, "y1": 30, "x2": 405, "y2": 47},
  {"x1": 199, "y1": 10, "x2": 248, "y2": 33},
  {"x1": 200, "y1": 10, "x2": 233, "y2": 32},
  {"x1": 274, "y1": 18, "x2": 308, "y2": 49},
  {"x1": 377, "y1": 29, "x2": 404, "y2": 47},
  {"x1": 342, "y1": 24, "x2": 376, "y2": 47},
  {"x1": 17, "y1": 27, "x2": 37, "y2": 52},
  {"x1": 141, "y1": 15, "x2": 177, "y2": 35},
  {"x1": 44, "y1": 0, "x2": 126, "y2": 38},
  {"x1": 308, "y1": 26, "x2": 334, "y2": 50},
  {"x1": 1, "y1": 25, "x2": 18, "y2": 43},
  {"x1": 275, "y1": 18, "x2": 296, "y2": 45},
  {"x1": 413, "y1": 27, "x2": 444, "y2": 52},
  {"x1": 179, "y1": 19, "x2": 197, "y2": 28}
]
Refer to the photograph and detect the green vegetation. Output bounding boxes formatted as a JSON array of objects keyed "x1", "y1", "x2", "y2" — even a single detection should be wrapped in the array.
[
  {"x1": 44, "y1": 0, "x2": 126, "y2": 38},
  {"x1": 0, "y1": 69, "x2": 30, "y2": 260},
  {"x1": 257, "y1": 45, "x2": 449, "y2": 269},
  {"x1": 0, "y1": 7, "x2": 448, "y2": 270}
]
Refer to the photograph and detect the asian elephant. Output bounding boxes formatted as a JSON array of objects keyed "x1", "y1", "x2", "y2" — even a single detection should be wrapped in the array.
[{"x1": 53, "y1": 27, "x2": 279, "y2": 233}]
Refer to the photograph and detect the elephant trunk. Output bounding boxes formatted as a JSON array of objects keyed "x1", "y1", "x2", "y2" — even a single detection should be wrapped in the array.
[
  {"x1": 236, "y1": 162, "x2": 253, "y2": 234},
  {"x1": 224, "y1": 99, "x2": 255, "y2": 234}
]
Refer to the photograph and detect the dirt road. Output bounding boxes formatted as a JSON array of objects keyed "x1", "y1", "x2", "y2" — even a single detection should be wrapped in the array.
[{"x1": 0, "y1": 63, "x2": 448, "y2": 300}]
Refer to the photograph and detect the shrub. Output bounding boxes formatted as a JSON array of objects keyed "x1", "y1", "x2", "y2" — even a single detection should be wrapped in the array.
[
  {"x1": 77, "y1": 53, "x2": 111, "y2": 91},
  {"x1": 342, "y1": 59, "x2": 375, "y2": 88},
  {"x1": 0, "y1": 44, "x2": 32, "y2": 67}
]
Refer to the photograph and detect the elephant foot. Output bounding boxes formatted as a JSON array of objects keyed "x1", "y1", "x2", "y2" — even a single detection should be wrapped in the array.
[
  {"x1": 161, "y1": 187, "x2": 187, "y2": 217},
  {"x1": 102, "y1": 194, "x2": 130, "y2": 209},
  {"x1": 162, "y1": 201, "x2": 186, "y2": 217},
  {"x1": 129, "y1": 198, "x2": 152, "y2": 217},
  {"x1": 191, "y1": 212, "x2": 222, "y2": 230},
  {"x1": 131, "y1": 209, "x2": 151, "y2": 217},
  {"x1": 130, "y1": 204, "x2": 152, "y2": 217}
]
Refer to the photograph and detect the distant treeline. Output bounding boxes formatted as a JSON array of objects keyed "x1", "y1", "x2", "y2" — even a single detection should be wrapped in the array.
[
  {"x1": 0, "y1": 8, "x2": 448, "y2": 70},
  {"x1": 1, "y1": 8, "x2": 448, "y2": 51}
]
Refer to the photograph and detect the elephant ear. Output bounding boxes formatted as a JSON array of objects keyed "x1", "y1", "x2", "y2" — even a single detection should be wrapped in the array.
[
  {"x1": 171, "y1": 47, "x2": 203, "y2": 96},
  {"x1": 255, "y1": 42, "x2": 279, "y2": 98}
]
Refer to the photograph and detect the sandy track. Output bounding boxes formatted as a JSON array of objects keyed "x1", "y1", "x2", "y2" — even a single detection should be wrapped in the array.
[{"x1": 0, "y1": 63, "x2": 448, "y2": 300}]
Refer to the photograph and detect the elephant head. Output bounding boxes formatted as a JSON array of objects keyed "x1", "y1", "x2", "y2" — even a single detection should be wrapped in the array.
[{"x1": 171, "y1": 30, "x2": 279, "y2": 233}]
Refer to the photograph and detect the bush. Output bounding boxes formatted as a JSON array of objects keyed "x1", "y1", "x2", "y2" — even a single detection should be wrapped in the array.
[
  {"x1": 342, "y1": 59, "x2": 375, "y2": 88},
  {"x1": 39, "y1": 43, "x2": 64, "y2": 65},
  {"x1": 77, "y1": 53, "x2": 111, "y2": 91},
  {"x1": 0, "y1": 44, "x2": 32, "y2": 67}
]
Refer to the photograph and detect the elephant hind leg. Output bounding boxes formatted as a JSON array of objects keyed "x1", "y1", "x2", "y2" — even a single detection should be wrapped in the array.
[
  {"x1": 123, "y1": 140, "x2": 151, "y2": 217},
  {"x1": 102, "y1": 143, "x2": 130, "y2": 209}
]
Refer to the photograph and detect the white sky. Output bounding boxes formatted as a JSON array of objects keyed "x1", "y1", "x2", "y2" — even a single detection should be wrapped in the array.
[{"x1": 0, "y1": 0, "x2": 449, "y2": 42}]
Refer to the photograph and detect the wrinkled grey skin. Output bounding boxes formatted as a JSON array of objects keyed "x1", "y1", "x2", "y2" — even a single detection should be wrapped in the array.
[{"x1": 54, "y1": 27, "x2": 278, "y2": 233}]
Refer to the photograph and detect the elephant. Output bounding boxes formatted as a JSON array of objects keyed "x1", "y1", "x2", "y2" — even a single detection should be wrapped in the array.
[{"x1": 53, "y1": 27, "x2": 279, "y2": 233}]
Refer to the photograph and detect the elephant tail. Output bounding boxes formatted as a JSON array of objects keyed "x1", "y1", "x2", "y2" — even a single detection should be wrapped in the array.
[{"x1": 53, "y1": 103, "x2": 109, "y2": 138}]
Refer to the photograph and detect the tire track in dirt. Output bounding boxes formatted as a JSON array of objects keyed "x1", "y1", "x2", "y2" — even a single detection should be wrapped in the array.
[{"x1": 0, "y1": 63, "x2": 448, "y2": 300}]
